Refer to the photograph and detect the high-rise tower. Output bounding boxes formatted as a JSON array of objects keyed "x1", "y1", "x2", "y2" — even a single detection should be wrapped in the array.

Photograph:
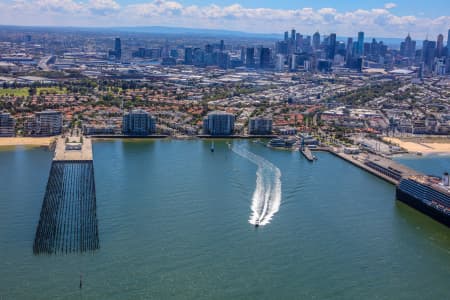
[
  {"x1": 114, "y1": 37, "x2": 122, "y2": 60},
  {"x1": 357, "y1": 32, "x2": 364, "y2": 56},
  {"x1": 447, "y1": 29, "x2": 450, "y2": 53},
  {"x1": 437, "y1": 34, "x2": 444, "y2": 57},
  {"x1": 313, "y1": 32, "x2": 320, "y2": 50},
  {"x1": 328, "y1": 33, "x2": 336, "y2": 60}
]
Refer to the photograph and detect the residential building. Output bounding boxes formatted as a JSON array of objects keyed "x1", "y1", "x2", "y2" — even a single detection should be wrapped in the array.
[
  {"x1": 0, "y1": 112, "x2": 15, "y2": 137},
  {"x1": 122, "y1": 109, "x2": 156, "y2": 135},
  {"x1": 25, "y1": 110, "x2": 63, "y2": 136},
  {"x1": 203, "y1": 111, "x2": 235, "y2": 135},
  {"x1": 248, "y1": 117, "x2": 273, "y2": 135}
]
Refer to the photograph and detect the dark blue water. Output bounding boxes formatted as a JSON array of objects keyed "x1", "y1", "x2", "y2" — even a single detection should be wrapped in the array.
[{"x1": 0, "y1": 141, "x2": 449, "y2": 299}]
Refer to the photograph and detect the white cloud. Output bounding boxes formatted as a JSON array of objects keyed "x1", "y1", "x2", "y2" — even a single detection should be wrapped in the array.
[
  {"x1": 384, "y1": 3, "x2": 397, "y2": 9},
  {"x1": 88, "y1": 0, "x2": 120, "y2": 10},
  {"x1": 12, "y1": 0, "x2": 84, "y2": 12},
  {"x1": 0, "y1": 0, "x2": 448, "y2": 38}
]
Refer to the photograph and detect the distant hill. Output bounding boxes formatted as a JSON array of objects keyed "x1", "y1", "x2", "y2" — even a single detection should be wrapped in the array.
[
  {"x1": 110, "y1": 26, "x2": 281, "y2": 39},
  {"x1": 0, "y1": 24, "x2": 414, "y2": 47}
]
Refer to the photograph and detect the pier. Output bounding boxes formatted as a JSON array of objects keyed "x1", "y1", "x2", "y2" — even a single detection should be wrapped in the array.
[
  {"x1": 300, "y1": 146, "x2": 315, "y2": 162},
  {"x1": 33, "y1": 136, "x2": 99, "y2": 255},
  {"x1": 324, "y1": 148, "x2": 421, "y2": 185}
]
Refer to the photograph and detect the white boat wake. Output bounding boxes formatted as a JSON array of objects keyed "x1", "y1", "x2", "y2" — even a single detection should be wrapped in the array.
[{"x1": 232, "y1": 145, "x2": 282, "y2": 226}]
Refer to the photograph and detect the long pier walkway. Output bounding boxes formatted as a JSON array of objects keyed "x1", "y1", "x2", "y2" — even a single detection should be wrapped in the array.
[
  {"x1": 324, "y1": 147, "x2": 421, "y2": 185},
  {"x1": 33, "y1": 136, "x2": 99, "y2": 255}
]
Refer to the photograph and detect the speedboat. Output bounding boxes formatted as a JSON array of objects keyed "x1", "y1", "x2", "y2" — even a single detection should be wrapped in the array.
[{"x1": 254, "y1": 220, "x2": 260, "y2": 227}]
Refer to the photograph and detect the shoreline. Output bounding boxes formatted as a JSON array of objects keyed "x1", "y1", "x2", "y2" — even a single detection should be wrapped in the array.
[
  {"x1": 0, "y1": 137, "x2": 56, "y2": 147},
  {"x1": 383, "y1": 137, "x2": 450, "y2": 155},
  {"x1": 0, "y1": 135, "x2": 273, "y2": 147}
]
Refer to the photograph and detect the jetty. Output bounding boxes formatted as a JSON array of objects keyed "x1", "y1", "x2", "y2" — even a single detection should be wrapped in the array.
[
  {"x1": 325, "y1": 148, "x2": 421, "y2": 185},
  {"x1": 33, "y1": 135, "x2": 99, "y2": 255},
  {"x1": 300, "y1": 146, "x2": 315, "y2": 162}
]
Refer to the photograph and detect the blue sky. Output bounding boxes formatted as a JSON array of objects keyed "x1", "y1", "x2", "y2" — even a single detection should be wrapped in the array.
[
  {"x1": 0, "y1": 0, "x2": 449, "y2": 38},
  {"x1": 117, "y1": 0, "x2": 449, "y2": 18}
]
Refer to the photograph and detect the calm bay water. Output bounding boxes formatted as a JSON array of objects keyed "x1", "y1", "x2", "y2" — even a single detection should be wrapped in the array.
[{"x1": 0, "y1": 140, "x2": 449, "y2": 299}]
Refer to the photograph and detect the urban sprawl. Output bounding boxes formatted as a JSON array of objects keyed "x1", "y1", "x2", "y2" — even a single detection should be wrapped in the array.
[{"x1": 0, "y1": 26, "x2": 449, "y2": 154}]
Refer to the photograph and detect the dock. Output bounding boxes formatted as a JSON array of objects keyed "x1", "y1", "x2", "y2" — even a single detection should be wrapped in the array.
[
  {"x1": 33, "y1": 135, "x2": 99, "y2": 255},
  {"x1": 300, "y1": 146, "x2": 315, "y2": 162},
  {"x1": 327, "y1": 148, "x2": 421, "y2": 185}
]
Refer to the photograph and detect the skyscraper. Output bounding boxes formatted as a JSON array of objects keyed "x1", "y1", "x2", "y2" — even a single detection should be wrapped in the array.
[
  {"x1": 284, "y1": 31, "x2": 289, "y2": 41},
  {"x1": 346, "y1": 37, "x2": 353, "y2": 62},
  {"x1": 312, "y1": 32, "x2": 320, "y2": 50},
  {"x1": 291, "y1": 29, "x2": 296, "y2": 41},
  {"x1": 275, "y1": 54, "x2": 284, "y2": 71},
  {"x1": 422, "y1": 39, "x2": 437, "y2": 71},
  {"x1": 357, "y1": 32, "x2": 364, "y2": 56},
  {"x1": 114, "y1": 37, "x2": 121, "y2": 60},
  {"x1": 400, "y1": 34, "x2": 416, "y2": 58},
  {"x1": 447, "y1": 29, "x2": 450, "y2": 55},
  {"x1": 328, "y1": 33, "x2": 336, "y2": 60},
  {"x1": 259, "y1": 48, "x2": 271, "y2": 69},
  {"x1": 184, "y1": 47, "x2": 193, "y2": 64},
  {"x1": 437, "y1": 34, "x2": 444, "y2": 57},
  {"x1": 240, "y1": 47, "x2": 246, "y2": 62},
  {"x1": 217, "y1": 52, "x2": 229, "y2": 69},
  {"x1": 296, "y1": 33, "x2": 302, "y2": 50},
  {"x1": 246, "y1": 47, "x2": 255, "y2": 67}
]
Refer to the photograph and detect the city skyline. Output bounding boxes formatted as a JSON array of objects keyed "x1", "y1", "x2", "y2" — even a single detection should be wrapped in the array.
[{"x1": 0, "y1": 0, "x2": 449, "y2": 38}]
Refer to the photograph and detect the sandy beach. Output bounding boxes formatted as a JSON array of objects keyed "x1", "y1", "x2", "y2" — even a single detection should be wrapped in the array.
[
  {"x1": 383, "y1": 137, "x2": 450, "y2": 154},
  {"x1": 0, "y1": 137, "x2": 56, "y2": 147}
]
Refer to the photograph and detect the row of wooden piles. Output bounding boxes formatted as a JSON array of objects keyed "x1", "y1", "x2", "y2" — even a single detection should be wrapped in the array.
[{"x1": 33, "y1": 161, "x2": 99, "y2": 255}]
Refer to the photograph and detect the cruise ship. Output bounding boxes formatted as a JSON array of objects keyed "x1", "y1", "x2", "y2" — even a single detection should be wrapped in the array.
[{"x1": 396, "y1": 173, "x2": 450, "y2": 227}]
